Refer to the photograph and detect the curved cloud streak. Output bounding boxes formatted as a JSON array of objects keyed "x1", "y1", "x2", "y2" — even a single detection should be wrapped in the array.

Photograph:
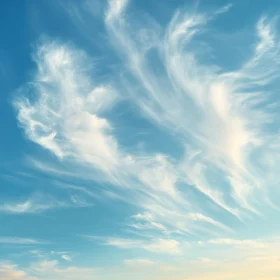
[{"x1": 13, "y1": 0, "x2": 280, "y2": 254}]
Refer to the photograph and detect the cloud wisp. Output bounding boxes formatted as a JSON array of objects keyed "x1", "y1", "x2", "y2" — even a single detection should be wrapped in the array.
[
  {"x1": 13, "y1": 0, "x2": 280, "y2": 250},
  {"x1": 0, "y1": 193, "x2": 90, "y2": 214},
  {"x1": 0, "y1": 237, "x2": 45, "y2": 245},
  {"x1": 83, "y1": 235, "x2": 182, "y2": 255}
]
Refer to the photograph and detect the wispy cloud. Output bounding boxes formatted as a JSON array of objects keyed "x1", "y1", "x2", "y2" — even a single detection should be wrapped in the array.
[
  {"x1": 61, "y1": 255, "x2": 72, "y2": 262},
  {"x1": 123, "y1": 258, "x2": 156, "y2": 266},
  {"x1": 0, "y1": 264, "x2": 37, "y2": 280},
  {"x1": 207, "y1": 238, "x2": 266, "y2": 248},
  {"x1": 0, "y1": 193, "x2": 89, "y2": 214},
  {"x1": 13, "y1": 37, "x2": 227, "y2": 237},
  {"x1": 12, "y1": 0, "x2": 280, "y2": 271},
  {"x1": 83, "y1": 235, "x2": 182, "y2": 255},
  {"x1": 0, "y1": 237, "x2": 44, "y2": 245},
  {"x1": 0, "y1": 260, "x2": 96, "y2": 280},
  {"x1": 104, "y1": 0, "x2": 280, "y2": 220},
  {"x1": 2, "y1": 239, "x2": 280, "y2": 280}
]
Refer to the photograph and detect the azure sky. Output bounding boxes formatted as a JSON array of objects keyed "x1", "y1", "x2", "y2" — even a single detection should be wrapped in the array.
[{"x1": 1, "y1": 0, "x2": 280, "y2": 279}]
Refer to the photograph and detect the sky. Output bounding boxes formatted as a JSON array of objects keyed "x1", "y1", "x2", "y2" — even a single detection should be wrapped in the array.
[{"x1": 1, "y1": 0, "x2": 280, "y2": 279}]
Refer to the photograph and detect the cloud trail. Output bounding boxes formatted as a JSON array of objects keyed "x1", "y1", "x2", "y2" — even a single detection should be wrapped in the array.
[{"x1": 13, "y1": 0, "x2": 280, "y2": 244}]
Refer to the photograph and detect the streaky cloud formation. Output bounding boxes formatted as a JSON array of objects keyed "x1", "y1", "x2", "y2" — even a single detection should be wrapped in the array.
[
  {"x1": 0, "y1": 237, "x2": 44, "y2": 245},
  {"x1": 13, "y1": 39, "x2": 228, "y2": 237},
  {"x1": 0, "y1": 193, "x2": 89, "y2": 214},
  {"x1": 83, "y1": 235, "x2": 182, "y2": 254},
  {"x1": 2, "y1": 0, "x2": 280, "y2": 279},
  {"x1": 15, "y1": 0, "x2": 280, "y2": 231}
]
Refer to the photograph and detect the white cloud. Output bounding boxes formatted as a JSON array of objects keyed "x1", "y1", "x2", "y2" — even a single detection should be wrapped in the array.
[
  {"x1": 214, "y1": 3, "x2": 233, "y2": 16},
  {"x1": 13, "y1": 0, "x2": 280, "y2": 252},
  {"x1": 2, "y1": 236, "x2": 280, "y2": 280},
  {"x1": 106, "y1": 0, "x2": 128, "y2": 22},
  {"x1": 14, "y1": 39, "x2": 230, "y2": 237},
  {"x1": 61, "y1": 255, "x2": 72, "y2": 262},
  {"x1": 0, "y1": 237, "x2": 43, "y2": 245},
  {"x1": 14, "y1": 41, "x2": 120, "y2": 173},
  {"x1": 130, "y1": 212, "x2": 167, "y2": 232},
  {"x1": 256, "y1": 16, "x2": 275, "y2": 56},
  {"x1": 0, "y1": 193, "x2": 89, "y2": 214},
  {"x1": 208, "y1": 238, "x2": 266, "y2": 248},
  {"x1": 124, "y1": 258, "x2": 156, "y2": 266},
  {"x1": 144, "y1": 238, "x2": 181, "y2": 255},
  {"x1": 27, "y1": 260, "x2": 96, "y2": 280},
  {"x1": 104, "y1": 0, "x2": 280, "y2": 219},
  {"x1": 84, "y1": 236, "x2": 182, "y2": 255},
  {"x1": 0, "y1": 260, "x2": 96, "y2": 280},
  {"x1": 0, "y1": 264, "x2": 37, "y2": 280}
]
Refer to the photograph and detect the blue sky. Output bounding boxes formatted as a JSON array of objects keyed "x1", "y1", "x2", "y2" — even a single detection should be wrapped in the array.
[{"x1": 1, "y1": 0, "x2": 280, "y2": 279}]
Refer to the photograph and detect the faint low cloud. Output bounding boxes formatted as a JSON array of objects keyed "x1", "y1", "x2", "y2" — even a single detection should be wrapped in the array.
[
  {"x1": 0, "y1": 237, "x2": 45, "y2": 245},
  {"x1": 0, "y1": 264, "x2": 38, "y2": 280},
  {"x1": 0, "y1": 193, "x2": 90, "y2": 214},
  {"x1": 61, "y1": 255, "x2": 72, "y2": 262},
  {"x1": 10, "y1": 0, "x2": 280, "y2": 277},
  {"x1": 124, "y1": 258, "x2": 156, "y2": 266},
  {"x1": 83, "y1": 235, "x2": 182, "y2": 255},
  {"x1": 208, "y1": 238, "x2": 266, "y2": 248}
]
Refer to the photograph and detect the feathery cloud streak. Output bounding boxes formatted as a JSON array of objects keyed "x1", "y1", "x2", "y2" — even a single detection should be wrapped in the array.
[{"x1": 13, "y1": 0, "x2": 280, "y2": 248}]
